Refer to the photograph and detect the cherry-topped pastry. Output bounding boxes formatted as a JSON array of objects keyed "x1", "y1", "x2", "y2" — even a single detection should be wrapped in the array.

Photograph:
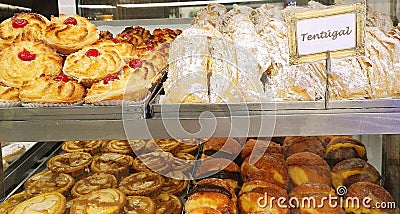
[
  {"x1": 18, "y1": 49, "x2": 36, "y2": 61},
  {"x1": 129, "y1": 59, "x2": 143, "y2": 69},
  {"x1": 53, "y1": 74, "x2": 69, "y2": 82},
  {"x1": 63, "y1": 17, "x2": 77, "y2": 25},
  {"x1": 12, "y1": 19, "x2": 29, "y2": 28},
  {"x1": 85, "y1": 49, "x2": 100, "y2": 57},
  {"x1": 103, "y1": 75, "x2": 119, "y2": 84}
]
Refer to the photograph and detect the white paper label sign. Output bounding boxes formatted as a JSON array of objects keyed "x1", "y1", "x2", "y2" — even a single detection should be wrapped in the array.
[{"x1": 297, "y1": 13, "x2": 356, "y2": 55}]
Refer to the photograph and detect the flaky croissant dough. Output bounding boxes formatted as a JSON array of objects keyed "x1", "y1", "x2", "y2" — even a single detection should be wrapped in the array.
[
  {"x1": 0, "y1": 41, "x2": 62, "y2": 88},
  {"x1": 0, "y1": 12, "x2": 49, "y2": 50},
  {"x1": 44, "y1": 14, "x2": 99, "y2": 54},
  {"x1": 19, "y1": 76, "x2": 85, "y2": 103},
  {"x1": 0, "y1": 85, "x2": 19, "y2": 101}
]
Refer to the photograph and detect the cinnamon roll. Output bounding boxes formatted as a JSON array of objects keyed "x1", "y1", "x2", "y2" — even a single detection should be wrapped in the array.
[
  {"x1": 91, "y1": 152, "x2": 134, "y2": 178},
  {"x1": 118, "y1": 172, "x2": 164, "y2": 197}
]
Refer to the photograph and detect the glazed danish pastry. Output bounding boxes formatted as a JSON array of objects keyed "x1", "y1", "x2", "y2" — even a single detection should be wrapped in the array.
[
  {"x1": 145, "y1": 139, "x2": 181, "y2": 154},
  {"x1": 0, "y1": 12, "x2": 49, "y2": 49},
  {"x1": 24, "y1": 170, "x2": 75, "y2": 196},
  {"x1": 124, "y1": 196, "x2": 156, "y2": 214},
  {"x1": 71, "y1": 172, "x2": 118, "y2": 198},
  {"x1": 153, "y1": 192, "x2": 183, "y2": 214},
  {"x1": 118, "y1": 172, "x2": 164, "y2": 197},
  {"x1": 101, "y1": 140, "x2": 133, "y2": 155},
  {"x1": 93, "y1": 39, "x2": 136, "y2": 62},
  {"x1": 175, "y1": 139, "x2": 201, "y2": 154},
  {"x1": 91, "y1": 152, "x2": 134, "y2": 178},
  {"x1": 10, "y1": 192, "x2": 66, "y2": 214},
  {"x1": 44, "y1": 14, "x2": 99, "y2": 54},
  {"x1": 46, "y1": 152, "x2": 92, "y2": 177},
  {"x1": 62, "y1": 140, "x2": 105, "y2": 155},
  {"x1": 0, "y1": 41, "x2": 62, "y2": 88},
  {"x1": 161, "y1": 176, "x2": 189, "y2": 196},
  {"x1": 0, "y1": 191, "x2": 31, "y2": 213}
]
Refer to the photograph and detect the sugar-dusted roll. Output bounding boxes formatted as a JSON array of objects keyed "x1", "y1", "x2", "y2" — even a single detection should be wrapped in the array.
[
  {"x1": 240, "y1": 139, "x2": 283, "y2": 160},
  {"x1": 283, "y1": 136, "x2": 325, "y2": 159},
  {"x1": 325, "y1": 137, "x2": 367, "y2": 167}
]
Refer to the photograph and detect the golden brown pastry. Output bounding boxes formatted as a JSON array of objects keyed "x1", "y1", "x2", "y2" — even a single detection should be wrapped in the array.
[
  {"x1": 44, "y1": 14, "x2": 99, "y2": 54},
  {"x1": 317, "y1": 135, "x2": 353, "y2": 148},
  {"x1": 46, "y1": 152, "x2": 92, "y2": 177},
  {"x1": 69, "y1": 188, "x2": 126, "y2": 214},
  {"x1": 124, "y1": 196, "x2": 156, "y2": 214},
  {"x1": 174, "y1": 152, "x2": 195, "y2": 161},
  {"x1": 91, "y1": 152, "x2": 134, "y2": 178},
  {"x1": 332, "y1": 158, "x2": 381, "y2": 189},
  {"x1": 24, "y1": 170, "x2": 75, "y2": 196},
  {"x1": 153, "y1": 192, "x2": 183, "y2": 214},
  {"x1": 93, "y1": 38, "x2": 136, "y2": 62},
  {"x1": 150, "y1": 28, "x2": 182, "y2": 45},
  {"x1": 202, "y1": 138, "x2": 242, "y2": 165},
  {"x1": 118, "y1": 172, "x2": 164, "y2": 197},
  {"x1": 186, "y1": 207, "x2": 222, "y2": 214},
  {"x1": 185, "y1": 178, "x2": 238, "y2": 214},
  {"x1": 63, "y1": 45, "x2": 124, "y2": 87},
  {"x1": 62, "y1": 140, "x2": 105, "y2": 155},
  {"x1": 240, "y1": 139, "x2": 283, "y2": 160},
  {"x1": 0, "y1": 84, "x2": 20, "y2": 106},
  {"x1": 71, "y1": 172, "x2": 118, "y2": 198},
  {"x1": 283, "y1": 136, "x2": 325, "y2": 159},
  {"x1": 345, "y1": 182, "x2": 396, "y2": 214},
  {"x1": 286, "y1": 152, "x2": 331, "y2": 189},
  {"x1": 115, "y1": 26, "x2": 151, "y2": 48},
  {"x1": 10, "y1": 192, "x2": 66, "y2": 214},
  {"x1": 122, "y1": 59, "x2": 163, "y2": 85},
  {"x1": 0, "y1": 191, "x2": 31, "y2": 213},
  {"x1": 241, "y1": 154, "x2": 288, "y2": 189},
  {"x1": 145, "y1": 139, "x2": 181, "y2": 154},
  {"x1": 239, "y1": 180, "x2": 289, "y2": 214},
  {"x1": 161, "y1": 176, "x2": 189, "y2": 196},
  {"x1": 175, "y1": 139, "x2": 201, "y2": 154},
  {"x1": 326, "y1": 137, "x2": 367, "y2": 167},
  {"x1": 290, "y1": 183, "x2": 346, "y2": 213},
  {"x1": 0, "y1": 41, "x2": 62, "y2": 88},
  {"x1": 139, "y1": 42, "x2": 170, "y2": 72},
  {"x1": 0, "y1": 12, "x2": 49, "y2": 49},
  {"x1": 99, "y1": 30, "x2": 113, "y2": 40},
  {"x1": 19, "y1": 75, "x2": 85, "y2": 104},
  {"x1": 101, "y1": 140, "x2": 133, "y2": 155}
]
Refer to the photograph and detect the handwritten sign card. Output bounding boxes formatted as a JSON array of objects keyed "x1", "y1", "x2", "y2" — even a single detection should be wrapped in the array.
[{"x1": 287, "y1": 2, "x2": 366, "y2": 64}]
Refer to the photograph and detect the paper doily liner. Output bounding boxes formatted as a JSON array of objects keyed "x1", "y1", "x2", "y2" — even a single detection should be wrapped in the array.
[
  {"x1": 0, "y1": 101, "x2": 22, "y2": 108},
  {"x1": 22, "y1": 100, "x2": 84, "y2": 107}
]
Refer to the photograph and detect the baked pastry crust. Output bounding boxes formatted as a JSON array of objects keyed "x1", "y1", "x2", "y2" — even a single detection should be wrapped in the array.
[
  {"x1": 0, "y1": 191, "x2": 31, "y2": 213},
  {"x1": 69, "y1": 188, "x2": 126, "y2": 214},
  {"x1": 19, "y1": 76, "x2": 85, "y2": 104},
  {"x1": 326, "y1": 137, "x2": 367, "y2": 167},
  {"x1": 47, "y1": 152, "x2": 92, "y2": 177},
  {"x1": 101, "y1": 140, "x2": 133, "y2": 155},
  {"x1": 176, "y1": 139, "x2": 200, "y2": 154},
  {"x1": 2, "y1": 143, "x2": 26, "y2": 162},
  {"x1": 151, "y1": 28, "x2": 182, "y2": 45},
  {"x1": 91, "y1": 152, "x2": 134, "y2": 178},
  {"x1": 24, "y1": 170, "x2": 75, "y2": 196},
  {"x1": 0, "y1": 41, "x2": 62, "y2": 88},
  {"x1": 145, "y1": 139, "x2": 181, "y2": 154},
  {"x1": 283, "y1": 137, "x2": 325, "y2": 158},
  {"x1": 0, "y1": 12, "x2": 49, "y2": 49},
  {"x1": 124, "y1": 196, "x2": 156, "y2": 214},
  {"x1": 44, "y1": 14, "x2": 99, "y2": 54},
  {"x1": 71, "y1": 172, "x2": 118, "y2": 198},
  {"x1": 186, "y1": 207, "x2": 222, "y2": 214},
  {"x1": 153, "y1": 192, "x2": 183, "y2": 214},
  {"x1": 0, "y1": 84, "x2": 20, "y2": 101},
  {"x1": 122, "y1": 59, "x2": 163, "y2": 85},
  {"x1": 240, "y1": 139, "x2": 283, "y2": 160},
  {"x1": 10, "y1": 192, "x2": 66, "y2": 214},
  {"x1": 93, "y1": 39, "x2": 136, "y2": 62},
  {"x1": 115, "y1": 26, "x2": 151, "y2": 47},
  {"x1": 64, "y1": 46, "x2": 124, "y2": 87},
  {"x1": 118, "y1": 172, "x2": 164, "y2": 197},
  {"x1": 161, "y1": 176, "x2": 189, "y2": 196},
  {"x1": 62, "y1": 140, "x2": 105, "y2": 155}
]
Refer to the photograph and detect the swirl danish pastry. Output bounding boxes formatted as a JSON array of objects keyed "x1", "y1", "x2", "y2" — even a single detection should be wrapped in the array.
[
  {"x1": 19, "y1": 75, "x2": 85, "y2": 105},
  {"x1": 44, "y1": 14, "x2": 99, "y2": 54},
  {"x1": 71, "y1": 172, "x2": 118, "y2": 198},
  {"x1": 0, "y1": 12, "x2": 49, "y2": 49},
  {"x1": 101, "y1": 140, "x2": 133, "y2": 155},
  {"x1": 0, "y1": 41, "x2": 62, "y2": 88},
  {"x1": 62, "y1": 140, "x2": 105, "y2": 155},
  {"x1": 46, "y1": 152, "x2": 92, "y2": 178},
  {"x1": 124, "y1": 196, "x2": 156, "y2": 214},
  {"x1": 10, "y1": 192, "x2": 66, "y2": 214},
  {"x1": 118, "y1": 171, "x2": 164, "y2": 197},
  {"x1": 91, "y1": 152, "x2": 134, "y2": 178},
  {"x1": 64, "y1": 46, "x2": 124, "y2": 87},
  {"x1": 24, "y1": 170, "x2": 75, "y2": 196}
]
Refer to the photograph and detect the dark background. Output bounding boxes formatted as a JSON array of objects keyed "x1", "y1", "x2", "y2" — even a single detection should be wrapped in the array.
[{"x1": 0, "y1": 0, "x2": 58, "y2": 20}]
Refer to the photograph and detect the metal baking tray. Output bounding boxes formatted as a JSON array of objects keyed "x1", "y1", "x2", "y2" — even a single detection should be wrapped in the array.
[{"x1": 328, "y1": 99, "x2": 400, "y2": 109}]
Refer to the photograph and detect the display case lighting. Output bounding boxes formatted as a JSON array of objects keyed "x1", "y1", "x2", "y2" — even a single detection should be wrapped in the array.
[
  {"x1": 117, "y1": 0, "x2": 267, "y2": 8},
  {"x1": 78, "y1": 5, "x2": 117, "y2": 9}
]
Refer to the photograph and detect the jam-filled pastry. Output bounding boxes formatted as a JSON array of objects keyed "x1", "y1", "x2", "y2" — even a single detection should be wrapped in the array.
[
  {"x1": 283, "y1": 136, "x2": 326, "y2": 159},
  {"x1": 46, "y1": 152, "x2": 92, "y2": 177},
  {"x1": 332, "y1": 158, "x2": 381, "y2": 189},
  {"x1": 93, "y1": 39, "x2": 136, "y2": 62},
  {"x1": 326, "y1": 137, "x2": 367, "y2": 167},
  {"x1": 115, "y1": 26, "x2": 151, "y2": 47},
  {"x1": 63, "y1": 46, "x2": 124, "y2": 87},
  {"x1": 62, "y1": 140, "x2": 105, "y2": 155},
  {"x1": 19, "y1": 75, "x2": 85, "y2": 104},
  {"x1": 153, "y1": 192, "x2": 183, "y2": 214},
  {"x1": 345, "y1": 182, "x2": 396, "y2": 214},
  {"x1": 71, "y1": 172, "x2": 118, "y2": 198},
  {"x1": 0, "y1": 12, "x2": 49, "y2": 49},
  {"x1": 124, "y1": 196, "x2": 156, "y2": 214},
  {"x1": 161, "y1": 176, "x2": 189, "y2": 196},
  {"x1": 185, "y1": 178, "x2": 238, "y2": 214},
  {"x1": 239, "y1": 180, "x2": 289, "y2": 214},
  {"x1": 0, "y1": 41, "x2": 62, "y2": 88},
  {"x1": 10, "y1": 192, "x2": 66, "y2": 214},
  {"x1": 290, "y1": 183, "x2": 346, "y2": 214},
  {"x1": 240, "y1": 139, "x2": 283, "y2": 160},
  {"x1": 91, "y1": 152, "x2": 134, "y2": 178},
  {"x1": 44, "y1": 14, "x2": 99, "y2": 54},
  {"x1": 69, "y1": 188, "x2": 126, "y2": 214},
  {"x1": 286, "y1": 152, "x2": 331, "y2": 189},
  {"x1": 118, "y1": 172, "x2": 164, "y2": 197},
  {"x1": 0, "y1": 191, "x2": 31, "y2": 213},
  {"x1": 101, "y1": 140, "x2": 133, "y2": 155},
  {"x1": 24, "y1": 170, "x2": 75, "y2": 196}
]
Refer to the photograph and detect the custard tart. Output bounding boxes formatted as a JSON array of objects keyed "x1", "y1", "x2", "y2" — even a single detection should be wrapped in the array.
[
  {"x1": 10, "y1": 192, "x2": 66, "y2": 214},
  {"x1": 101, "y1": 140, "x2": 133, "y2": 155},
  {"x1": 91, "y1": 153, "x2": 134, "y2": 178},
  {"x1": 62, "y1": 140, "x2": 105, "y2": 155},
  {"x1": 118, "y1": 172, "x2": 164, "y2": 197},
  {"x1": 47, "y1": 152, "x2": 93, "y2": 177},
  {"x1": 44, "y1": 14, "x2": 99, "y2": 54},
  {"x1": 24, "y1": 170, "x2": 75, "y2": 196},
  {"x1": 0, "y1": 41, "x2": 62, "y2": 88},
  {"x1": 0, "y1": 12, "x2": 49, "y2": 49},
  {"x1": 153, "y1": 192, "x2": 183, "y2": 214},
  {"x1": 0, "y1": 191, "x2": 31, "y2": 213},
  {"x1": 69, "y1": 188, "x2": 126, "y2": 214},
  {"x1": 71, "y1": 172, "x2": 118, "y2": 198},
  {"x1": 161, "y1": 176, "x2": 188, "y2": 196},
  {"x1": 124, "y1": 196, "x2": 156, "y2": 214},
  {"x1": 63, "y1": 45, "x2": 124, "y2": 87}
]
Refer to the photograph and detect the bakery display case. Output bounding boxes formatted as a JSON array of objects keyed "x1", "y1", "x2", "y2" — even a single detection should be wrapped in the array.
[{"x1": 0, "y1": 0, "x2": 399, "y2": 213}]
